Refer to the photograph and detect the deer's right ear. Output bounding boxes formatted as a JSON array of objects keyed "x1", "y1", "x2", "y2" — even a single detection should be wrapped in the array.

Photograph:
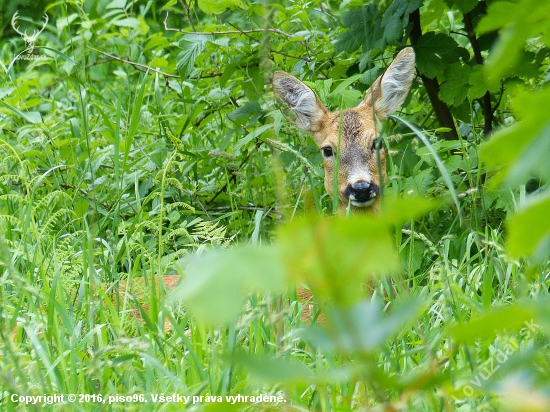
[{"x1": 272, "y1": 71, "x2": 328, "y2": 133}]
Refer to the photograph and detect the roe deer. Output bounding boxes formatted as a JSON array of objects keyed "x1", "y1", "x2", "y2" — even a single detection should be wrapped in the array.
[
  {"x1": 273, "y1": 48, "x2": 415, "y2": 321},
  {"x1": 115, "y1": 49, "x2": 416, "y2": 330},
  {"x1": 272, "y1": 47, "x2": 415, "y2": 214}
]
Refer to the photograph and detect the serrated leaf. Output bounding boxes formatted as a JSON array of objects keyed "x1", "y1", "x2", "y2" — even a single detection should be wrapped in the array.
[
  {"x1": 438, "y1": 62, "x2": 471, "y2": 107},
  {"x1": 477, "y1": 0, "x2": 550, "y2": 86},
  {"x1": 176, "y1": 34, "x2": 209, "y2": 77},
  {"x1": 414, "y1": 32, "x2": 458, "y2": 79},
  {"x1": 381, "y1": 0, "x2": 421, "y2": 45},
  {"x1": 481, "y1": 85, "x2": 550, "y2": 185},
  {"x1": 335, "y1": 5, "x2": 380, "y2": 53},
  {"x1": 314, "y1": 79, "x2": 333, "y2": 102}
]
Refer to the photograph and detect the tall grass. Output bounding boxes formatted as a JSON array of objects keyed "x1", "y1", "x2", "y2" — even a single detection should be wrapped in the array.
[{"x1": 1, "y1": 3, "x2": 549, "y2": 412}]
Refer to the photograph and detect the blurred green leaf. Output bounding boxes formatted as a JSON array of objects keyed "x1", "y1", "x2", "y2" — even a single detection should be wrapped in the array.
[
  {"x1": 477, "y1": 0, "x2": 550, "y2": 86},
  {"x1": 448, "y1": 302, "x2": 538, "y2": 344},
  {"x1": 326, "y1": 297, "x2": 425, "y2": 351},
  {"x1": 507, "y1": 191, "x2": 550, "y2": 263},
  {"x1": 481, "y1": 85, "x2": 550, "y2": 187},
  {"x1": 278, "y1": 215, "x2": 398, "y2": 306},
  {"x1": 174, "y1": 245, "x2": 285, "y2": 324},
  {"x1": 231, "y1": 352, "x2": 314, "y2": 384}
]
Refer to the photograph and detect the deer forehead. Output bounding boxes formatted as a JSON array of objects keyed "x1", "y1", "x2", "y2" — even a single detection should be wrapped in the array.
[{"x1": 319, "y1": 110, "x2": 378, "y2": 151}]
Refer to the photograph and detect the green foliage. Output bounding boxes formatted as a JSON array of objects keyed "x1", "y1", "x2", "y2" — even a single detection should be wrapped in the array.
[
  {"x1": 414, "y1": 31, "x2": 458, "y2": 79},
  {"x1": 0, "y1": 0, "x2": 549, "y2": 411}
]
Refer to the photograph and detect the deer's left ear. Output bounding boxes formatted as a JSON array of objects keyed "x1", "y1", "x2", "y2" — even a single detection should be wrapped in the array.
[{"x1": 359, "y1": 48, "x2": 416, "y2": 121}]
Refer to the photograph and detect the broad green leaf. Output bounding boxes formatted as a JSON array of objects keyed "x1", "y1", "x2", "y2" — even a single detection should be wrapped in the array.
[
  {"x1": 414, "y1": 32, "x2": 458, "y2": 79},
  {"x1": 448, "y1": 302, "x2": 538, "y2": 343},
  {"x1": 481, "y1": 85, "x2": 550, "y2": 185},
  {"x1": 329, "y1": 89, "x2": 362, "y2": 109},
  {"x1": 438, "y1": 62, "x2": 471, "y2": 107},
  {"x1": 231, "y1": 352, "x2": 314, "y2": 384},
  {"x1": 335, "y1": 5, "x2": 380, "y2": 53},
  {"x1": 330, "y1": 73, "x2": 363, "y2": 96},
  {"x1": 198, "y1": 0, "x2": 248, "y2": 14},
  {"x1": 445, "y1": 0, "x2": 477, "y2": 13},
  {"x1": 381, "y1": 0, "x2": 421, "y2": 45},
  {"x1": 477, "y1": 0, "x2": 550, "y2": 86},
  {"x1": 37, "y1": 46, "x2": 76, "y2": 65},
  {"x1": 242, "y1": 65, "x2": 263, "y2": 100},
  {"x1": 278, "y1": 215, "x2": 397, "y2": 306},
  {"x1": 113, "y1": 17, "x2": 140, "y2": 28},
  {"x1": 506, "y1": 192, "x2": 550, "y2": 262},
  {"x1": 0, "y1": 100, "x2": 40, "y2": 124},
  {"x1": 468, "y1": 65, "x2": 488, "y2": 99},
  {"x1": 107, "y1": 0, "x2": 127, "y2": 9},
  {"x1": 161, "y1": 0, "x2": 177, "y2": 10},
  {"x1": 476, "y1": 1, "x2": 521, "y2": 34},
  {"x1": 314, "y1": 79, "x2": 333, "y2": 102},
  {"x1": 176, "y1": 34, "x2": 210, "y2": 77},
  {"x1": 173, "y1": 245, "x2": 285, "y2": 325},
  {"x1": 327, "y1": 298, "x2": 425, "y2": 351}
]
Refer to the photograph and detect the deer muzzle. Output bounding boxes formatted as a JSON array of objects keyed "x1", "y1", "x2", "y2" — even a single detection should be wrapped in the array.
[{"x1": 343, "y1": 180, "x2": 379, "y2": 207}]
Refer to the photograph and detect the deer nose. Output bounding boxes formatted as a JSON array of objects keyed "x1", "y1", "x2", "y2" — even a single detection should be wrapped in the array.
[{"x1": 347, "y1": 181, "x2": 379, "y2": 203}]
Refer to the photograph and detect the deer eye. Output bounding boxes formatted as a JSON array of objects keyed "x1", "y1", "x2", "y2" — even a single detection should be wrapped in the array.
[
  {"x1": 321, "y1": 146, "x2": 333, "y2": 158},
  {"x1": 371, "y1": 138, "x2": 384, "y2": 151}
]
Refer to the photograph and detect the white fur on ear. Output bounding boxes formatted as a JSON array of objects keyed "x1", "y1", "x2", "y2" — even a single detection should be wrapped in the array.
[
  {"x1": 272, "y1": 72, "x2": 327, "y2": 132},
  {"x1": 374, "y1": 48, "x2": 416, "y2": 118}
]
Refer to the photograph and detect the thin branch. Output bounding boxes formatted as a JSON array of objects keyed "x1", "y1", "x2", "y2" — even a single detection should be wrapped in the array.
[
  {"x1": 163, "y1": 12, "x2": 311, "y2": 61},
  {"x1": 206, "y1": 129, "x2": 266, "y2": 205},
  {"x1": 178, "y1": 0, "x2": 196, "y2": 31},
  {"x1": 220, "y1": 17, "x2": 311, "y2": 62},
  {"x1": 164, "y1": 12, "x2": 294, "y2": 38},
  {"x1": 181, "y1": 188, "x2": 212, "y2": 220},
  {"x1": 87, "y1": 46, "x2": 181, "y2": 79}
]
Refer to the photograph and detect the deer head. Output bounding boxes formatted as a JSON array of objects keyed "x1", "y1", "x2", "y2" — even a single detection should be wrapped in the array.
[
  {"x1": 273, "y1": 48, "x2": 415, "y2": 213},
  {"x1": 11, "y1": 11, "x2": 49, "y2": 54}
]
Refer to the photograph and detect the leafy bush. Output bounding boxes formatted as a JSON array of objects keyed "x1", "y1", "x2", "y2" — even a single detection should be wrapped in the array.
[{"x1": 0, "y1": 0, "x2": 549, "y2": 411}]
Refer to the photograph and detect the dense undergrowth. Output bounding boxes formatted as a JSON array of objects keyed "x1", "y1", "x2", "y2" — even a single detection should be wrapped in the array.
[{"x1": 1, "y1": 0, "x2": 549, "y2": 411}]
